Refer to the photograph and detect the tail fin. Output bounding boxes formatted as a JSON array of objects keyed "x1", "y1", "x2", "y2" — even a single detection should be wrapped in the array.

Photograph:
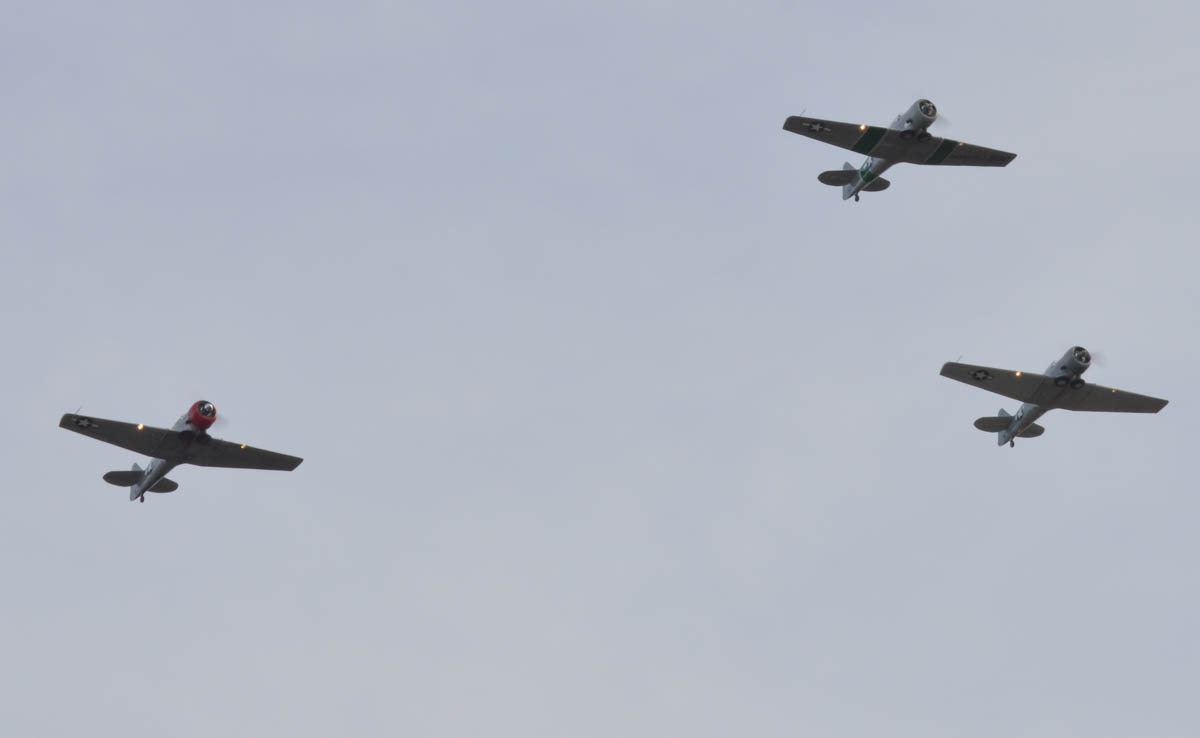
[
  {"x1": 129, "y1": 463, "x2": 143, "y2": 502},
  {"x1": 841, "y1": 162, "x2": 858, "y2": 201}
]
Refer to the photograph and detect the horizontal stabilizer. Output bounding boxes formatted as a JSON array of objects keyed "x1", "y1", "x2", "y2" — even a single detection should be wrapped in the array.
[
  {"x1": 103, "y1": 470, "x2": 142, "y2": 486},
  {"x1": 1017, "y1": 423, "x2": 1045, "y2": 438},
  {"x1": 148, "y1": 478, "x2": 178, "y2": 493},
  {"x1": 862, "y1": 177, "x2": 890, "y2": 192},
  {"x1": 817, "y1": 169, "x2": 857, "y2": 186},
  {"x1": 973, "y1": 416, "x2": 1011, "y2": 433}
]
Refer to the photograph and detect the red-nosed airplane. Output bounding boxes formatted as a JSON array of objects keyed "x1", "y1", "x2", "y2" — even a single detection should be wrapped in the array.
[{"x1": 59, "y1": 400, "x2": 302, "y2": 502}]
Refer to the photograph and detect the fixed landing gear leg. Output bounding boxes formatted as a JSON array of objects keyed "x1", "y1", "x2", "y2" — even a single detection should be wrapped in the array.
[
  {"x1": 853, "y1": 194, "x2": 860, "y2": 202},
  {"x1": 1009, "y1": 440, "x2": 1015, "y2": 448}
]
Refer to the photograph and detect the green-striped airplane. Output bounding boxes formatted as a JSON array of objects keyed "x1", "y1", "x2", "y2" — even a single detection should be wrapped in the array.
[{"x1": 782, "y1": 99, "x2": 1016, "y2": 201}]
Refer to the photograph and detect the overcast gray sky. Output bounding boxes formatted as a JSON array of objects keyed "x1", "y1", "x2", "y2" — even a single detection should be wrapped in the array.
[{"x1": 3, "y1": 1, "x2": 1199, "y2": 736}]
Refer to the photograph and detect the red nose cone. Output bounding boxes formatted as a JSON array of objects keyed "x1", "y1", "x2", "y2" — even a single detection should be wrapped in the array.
[{"x1": 189, "y1": 400, "x2": 217, "y2": 429}]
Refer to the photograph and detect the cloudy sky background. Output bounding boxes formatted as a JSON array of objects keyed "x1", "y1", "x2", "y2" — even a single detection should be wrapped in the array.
[{"x1": 3, "y1": 2, "x2": 1198, "y2": 735}]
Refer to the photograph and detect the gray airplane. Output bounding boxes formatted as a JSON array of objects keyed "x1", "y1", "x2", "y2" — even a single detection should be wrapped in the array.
[
  {"x1": 940, "y1": 347, "x2": 1168, "y2": 447},
  {"x1": 59, "y1": 400, "x2": 302, "y2": 502},
  {"x1": 782, "y1": 99, "x2": 1016, "y2": 201}
]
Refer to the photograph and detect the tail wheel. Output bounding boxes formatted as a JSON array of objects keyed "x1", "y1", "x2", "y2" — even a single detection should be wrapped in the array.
[{"x1": 1070, "y1": 378, "x2": 1086, "y2": 389}]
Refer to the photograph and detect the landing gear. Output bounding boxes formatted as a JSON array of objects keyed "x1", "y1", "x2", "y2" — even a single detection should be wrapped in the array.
[
  {"x1": 1070, "y1": 378, "x2": 1085, "y2": 389},
  {"x1": 1009, "y1": 440, "x2": 1015, "y2": 448},
  {"x1": 139, "y1": 495, "x2": 144, "y2": 503},
  {"x1": 917, "y1": 131, "x2": 932, "y2": 143},
  {"x1": 1054, "y1": 376, "x2": 1070, "y2": 387},
  {"x1": 853, "y1": 194, "x2": 860, "y2": 202},
  {"x1": 899, "y1": 129, "x2": 915, "y2": 140}
]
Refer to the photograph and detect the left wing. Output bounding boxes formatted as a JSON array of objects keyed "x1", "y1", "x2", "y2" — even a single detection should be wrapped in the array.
[
  {"x1": 1048, "y1": 383, "x2": 1168, "y2": 413},
  {"x1": 893, "y1": 137, "x2": 1017, "y2": 167},
  {"x1": 186, "y1": 438, "x2": 303, "y2": 471},
  {"x1": 939, "y1": 363, "x2": 1168, "y2": 413}
]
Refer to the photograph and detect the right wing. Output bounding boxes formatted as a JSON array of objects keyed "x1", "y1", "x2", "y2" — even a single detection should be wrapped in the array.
[
  {"x1": 939, "y1": 364, "x2": 1168, "y2": 413},
  {"x1": 782, "y1": 116, "x2": 889, "y2": 155},
  {"x1": 60, "y1": 414, "x2": 177, "y2": 457},
  {"x1": 940, "y1": 363, "x2": 1053, "y2": 404}
]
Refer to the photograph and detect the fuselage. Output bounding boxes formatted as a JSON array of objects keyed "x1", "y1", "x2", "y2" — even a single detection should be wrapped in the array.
[
  {"x1": 844, "y1": 98, "x2": 937, "y2": 200},
  {"x1": 132, "y1": 457, "x2": 178, "y2": 499},
  {"x1": 997, "y1": 347, "x2": 1092, "y2": 446},
  {"x1": 130, "y1": 401, "x2": 217, "y2": 500}
]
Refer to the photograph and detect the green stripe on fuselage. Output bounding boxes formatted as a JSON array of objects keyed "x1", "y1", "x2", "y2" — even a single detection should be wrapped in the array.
[
  {"x1": 925, "y1": 138, "x2": 958, "y2": 165},
  {"x1": 850, "y1": 126, "x2": 887, "y2": 154}
]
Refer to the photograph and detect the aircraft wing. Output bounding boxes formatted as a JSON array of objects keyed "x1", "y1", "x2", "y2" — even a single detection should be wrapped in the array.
[
  {"x1": 59, "y1": 413, "x2": 303, "y2": 470},
  {"x1": 1047, "y1": 383, "x2": 1168, "y2": 413},
  {"x1": 783, "y1": 116, "x2": 1015, "y2": 166},
  {"x1": 940, "y1": 363, "x2": 1051, "y2": 404},
  {"x1": 185, "y1": 438, "x2": 304, "y2": 471},
  {"x1": 59, "y1": 414, "x2": 177, "y2": 457},
  {"x1": 782, "y1": 116, "x2": 886, "y2": 154},
  {"x1": 939, "y1": 364, "x2": 1168, "y2": 413},
  {"x1": 894, "y1": 137, "x2": 1017, "y2": 167}
]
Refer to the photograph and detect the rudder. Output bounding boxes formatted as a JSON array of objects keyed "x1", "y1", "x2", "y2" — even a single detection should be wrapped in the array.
[
  {"x1": 129, "y1": 463, "x2": 143, "y2": 501},
  {"x1": 841, "y1": 162, "x2": 858, "y2": 200}
]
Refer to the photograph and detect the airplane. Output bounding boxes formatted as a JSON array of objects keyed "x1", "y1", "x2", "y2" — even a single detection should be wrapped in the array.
[
  {"x1": 940, "y1": 347, "x2": 1168, "y2": 447},
  {"x1": 782, "y1": 99, "x2": 1016, "y2": 201},
  {"x1": 59, "y1": 400, "x2": 303, "y2": 502}
]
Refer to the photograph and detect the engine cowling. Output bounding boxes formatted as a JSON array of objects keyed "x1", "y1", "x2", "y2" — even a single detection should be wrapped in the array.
[
  {"x1": 1057, "y1": 346, "x2": 1091, "y2": 376},
  {"x1": 188, "y1": 400, "x2": 217, "y2": 429},
  {"x1": 901, "y1": 98, "x2": 937, "y2": 132}
]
